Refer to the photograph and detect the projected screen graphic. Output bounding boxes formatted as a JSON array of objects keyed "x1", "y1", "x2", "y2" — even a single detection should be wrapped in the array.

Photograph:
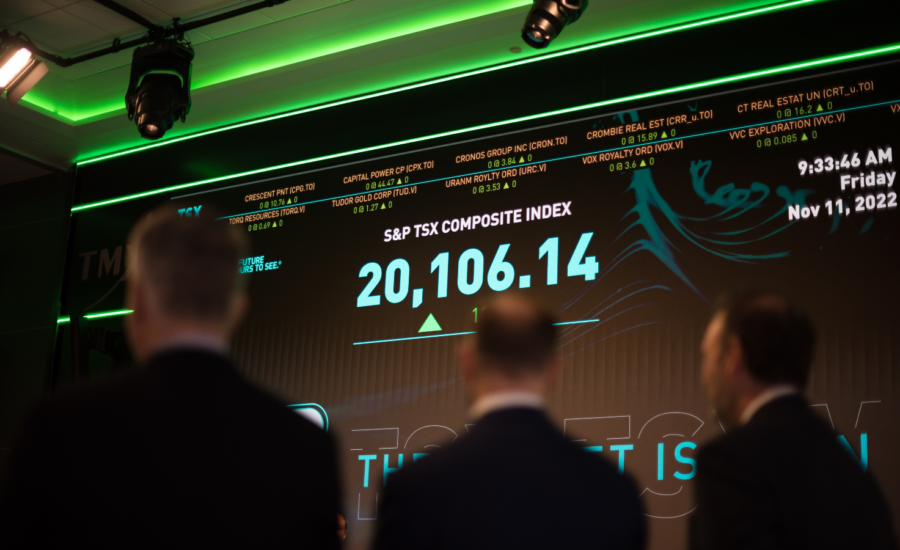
[{"x1": 70, "y1": 60, "x2": 900, "y2": 549}]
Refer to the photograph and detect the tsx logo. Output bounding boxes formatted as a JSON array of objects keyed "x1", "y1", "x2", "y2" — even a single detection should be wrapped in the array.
[{"x1": 178, "y1": 205, "x2": 202, "y2": 217}]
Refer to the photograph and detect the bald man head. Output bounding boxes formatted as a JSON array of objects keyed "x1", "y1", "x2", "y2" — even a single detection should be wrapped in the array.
[{"x1": 460, "y1": 294, "x2": 560, "y2": 402}]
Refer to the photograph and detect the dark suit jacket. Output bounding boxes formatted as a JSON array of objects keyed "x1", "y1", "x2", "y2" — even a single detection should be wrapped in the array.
[
  {"x1": 373, "y1": 407, "x2": 646, "y2": 550},
  {"x1": 691, "y1": 395, "x2": 897, "y2": 550},
  {"x1": 0, "y1": 348, "x2": 341, "y2": 549}
]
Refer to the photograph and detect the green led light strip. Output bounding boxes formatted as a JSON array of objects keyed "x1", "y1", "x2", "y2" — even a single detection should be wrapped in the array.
[
  {"x1": 76, "y1": 0, "x2": 818, "y2": 166},
  {"x1": 57, "y1": 309, "x2": 133, "y2": 324},
  {"x1": 71, "y1": 41, "x2": 900, "y2": 213}
]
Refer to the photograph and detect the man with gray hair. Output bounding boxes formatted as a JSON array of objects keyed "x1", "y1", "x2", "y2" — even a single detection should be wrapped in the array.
[{"x1": 0, "y1": 206, "x2": 341, "y2": 549}]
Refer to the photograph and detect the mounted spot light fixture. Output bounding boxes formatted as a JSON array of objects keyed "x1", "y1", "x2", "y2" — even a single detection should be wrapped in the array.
[
  {"x1": 521, "y1": 0, "x2": 589, "y2": 49},
  {"x1": 0, "y1": 31, "x2": 49, "y2": 105},
  {"x1": 125, "y1": 39, "x2": 194, "y2": 140}
]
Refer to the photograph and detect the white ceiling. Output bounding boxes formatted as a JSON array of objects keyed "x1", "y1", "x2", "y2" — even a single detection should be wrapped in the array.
[{"x1": 0, "y1": 150, "x2": 55, "y2": 184}]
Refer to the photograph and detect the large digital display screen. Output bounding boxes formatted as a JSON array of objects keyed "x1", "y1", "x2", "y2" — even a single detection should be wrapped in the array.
[{"x1": 70, "y1": 59, "x2": 900, "y2": 549}]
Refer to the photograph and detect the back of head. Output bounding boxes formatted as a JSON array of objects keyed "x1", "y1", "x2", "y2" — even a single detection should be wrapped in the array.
[
  {"x1": 716, "y1": 289, "x2": 816, "y2": 389},
  {"x1": 129, "y1": 205, "x2": 247, "y2": 323},
  {"x1": 476, "y1": 295, "x2": 557, "y2": 376}
]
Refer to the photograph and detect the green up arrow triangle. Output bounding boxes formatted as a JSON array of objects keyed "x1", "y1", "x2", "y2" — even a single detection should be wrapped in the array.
[
  {"x1": 661, "y1": 131, "x2": 668, "y2": 138},
  {"x1": 816, "y1": 104, "x2": 823, "y2": 112},
  {"x1": 640, "y1": 160, "x2": 646, "y2": 167},
  {"x1": 503, "y1": 182, "x2": 509, "y2": 189},
  {"x1": 287, "y1": 199, "x2": 291, "y2": 204},
  {"x1": 418, "y1": 314, "x2": 442, "y2": 333},
  {"x1": 380, "y1": 203, "x2": 386, "y2": 210},
  {"x1": 801, "y1": 133, "x2": 808, "y2": 141},
  {"x1": 519, "y1": 157, "x2": 525, "y2": 163}
]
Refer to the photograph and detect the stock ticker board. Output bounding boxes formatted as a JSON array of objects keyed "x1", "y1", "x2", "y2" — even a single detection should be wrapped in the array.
[{"x1": 72, "y1": 60, "x2": 900, "y2": 548}]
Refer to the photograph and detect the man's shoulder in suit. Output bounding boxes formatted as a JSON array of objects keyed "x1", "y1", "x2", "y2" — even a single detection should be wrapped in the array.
[
  {"x1": 694, "y1": 394, "x2": 896, "y2": 550},
  {"x1": 22, "y1": 348, "x2": 329, "y2": 450},
  {"x1": 697, "y1": 395, "x2": 854, "y2": 473},
  {"x1": 394, "y1": 407, "x2": 630, "y2": 490},
  {"x1": 377, "y1": 407, "x2": 645, "y2": 550},
  {"x1": 2, "y1": 348, "x2": 340, "y2": 548}
]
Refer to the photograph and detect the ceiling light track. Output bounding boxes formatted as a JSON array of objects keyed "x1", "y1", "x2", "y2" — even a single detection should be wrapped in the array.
[
  {"x1": 92, "y1": 0, "x2": 164, "y2": 35},
  {"x1": 11, "y1": 0, "x2": 292, "y2": 69}
]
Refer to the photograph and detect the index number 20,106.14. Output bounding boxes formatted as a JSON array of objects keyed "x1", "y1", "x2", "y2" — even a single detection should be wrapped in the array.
[{"x1": 356, "y1": 233, "x2": 600, "y2": 307}]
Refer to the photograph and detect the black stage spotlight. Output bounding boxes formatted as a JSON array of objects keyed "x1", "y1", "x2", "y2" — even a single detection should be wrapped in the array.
[
  {"x1": 125, "y1": 39, "x2": 194, "y2": 140},
  {"x1": 0, "y1": 31, "x2": 49, "y2": 105},
  {"x1": 521, "y1": 0, "x2": 589, "y2": 49}
]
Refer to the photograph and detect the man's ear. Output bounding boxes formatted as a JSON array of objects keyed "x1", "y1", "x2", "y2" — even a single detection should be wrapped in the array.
[
  {"x1": 722, "y1": 335, "x2": 745, "y2": 381},
  {"x1": 127, "y1": 278, "x2": 147, "y2": 324},
  {"x1": 123, "y1": 278, "x2": 148, "y2": 359}
]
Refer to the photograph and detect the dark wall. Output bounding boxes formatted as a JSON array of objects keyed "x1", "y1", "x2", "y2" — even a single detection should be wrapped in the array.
[{"x1": 0, "y1": 171, "x2": 71, "y2": 475}]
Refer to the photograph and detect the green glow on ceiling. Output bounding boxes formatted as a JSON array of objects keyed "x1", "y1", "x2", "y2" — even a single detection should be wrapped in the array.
[
  {"x1": 22, "y1": 0, "x2": 533, "y2": 122},
  {"x1": 21, "y1": 88, "x2": 123, "y2": 122},
  {"x1": 189, "y1": 0, "x2": 535, "y2": 90},
  {"x1": 75, "y1": 0, "x2": 819, "y2": 165},
  {"x1": 70, "y1": 41, "x2": 900, "y2": 213},
  {"x1": 15, "y1": 89, "x2": 61, "y2": 116},
  {"x1": 57, "y1": 309, "x2": 134, "y2": 324}
]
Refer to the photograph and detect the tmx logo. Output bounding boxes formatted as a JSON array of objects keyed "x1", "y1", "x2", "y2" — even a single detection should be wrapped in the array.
[
  {"x1": 178, "y1": 205, "x2": 202, "y2": 217},
  {"x1": 78, "y1": 205, "x2": 204, "y2": 281},
  {"x1": 74, "y1": 206, "x2": 206, "y2": 307}
]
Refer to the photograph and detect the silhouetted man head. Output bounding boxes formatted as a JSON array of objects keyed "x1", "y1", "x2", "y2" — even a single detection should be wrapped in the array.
[
  {"x1": 373, "y1": 294, "x2": 647, "y2": 550},
  {"x1": 459, "y1": 294, "x2": 560, "y2": 411},
  {"x1": 124, "y1": 205, "x2": 249, "y2": 361},
  {"x1": 701, "y1": 289, "x2": 815, "y2": 427}
]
